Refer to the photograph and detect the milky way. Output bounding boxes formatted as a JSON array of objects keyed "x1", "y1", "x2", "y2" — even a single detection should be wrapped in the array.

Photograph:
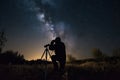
[{"x1": 22, "y1": 0, "x2": 76, "y2": 56}]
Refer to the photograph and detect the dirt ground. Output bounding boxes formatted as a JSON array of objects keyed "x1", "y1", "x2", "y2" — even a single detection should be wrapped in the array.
[{"x1": 0, "y1": 62, "x2": 120, "y2": 80}]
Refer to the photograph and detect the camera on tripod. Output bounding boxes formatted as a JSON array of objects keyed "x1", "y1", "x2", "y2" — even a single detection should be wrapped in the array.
[
  {"x1": 44, "y1": 40, "x2": 55, "y2": 48},
  {"x1": 44, "y1": 44, "x2": 50, "y2": 48}
]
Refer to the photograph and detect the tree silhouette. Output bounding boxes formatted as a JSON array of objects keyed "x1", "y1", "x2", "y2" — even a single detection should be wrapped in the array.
[
  {"x1": 112, "y1": 48, "x2": 120, "y2": 57},
  {"x1": 0, "y1": 31, "x2": 7, "y2": 53},
  {"x1": 67, "y1": 54, "x2": 76, "y2": 62},
  {"x1": 92, "y1": 48, "x2": 103, "y2": 59},
  {"x1": 0, "y1": 50, "x2": 25, "y2": 64}
]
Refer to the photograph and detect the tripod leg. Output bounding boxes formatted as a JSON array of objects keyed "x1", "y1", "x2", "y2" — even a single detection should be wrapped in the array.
[
  {"x1": 45, "y1": 50, "x2": 48, "y2": 80},
  {"x1": 41, "y1": 49, "x2": 46, "y2": 60},
  {"x1": 46, "y1": 50, "x2": 47, "y2": 61},
  {"x1": 41, "y1": 48, "x2": 51, "y2": 80}
]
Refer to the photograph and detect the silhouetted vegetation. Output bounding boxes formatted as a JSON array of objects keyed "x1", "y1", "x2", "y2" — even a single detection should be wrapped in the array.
[
  {"x1": 92, "y1": 48, "x2": 108, "y2": 59},
  {"x1": 0, "y1": 50, "x2": 25, "y2": 64},
  {"x1": 112, "y1": 48, "x2": 120, "y2": 57},
  {"x1": 67, "y1": 54, "x2": 76, "y2": 62},
  {"x1": 26, "y1": 59, "x2": 52, "y2": 65},
  {"x1": 0, "y1": 31, "x2": 7, "y2": 53},
  {"x1": 0, "y1": 56, "x2": 120, "y2": 80},
  {"x1": 92, "y1": 48, "x2": 103, "y2": 58}
]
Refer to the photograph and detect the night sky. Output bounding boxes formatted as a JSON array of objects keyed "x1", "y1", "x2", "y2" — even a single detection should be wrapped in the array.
[{"x1": 0, "y1": 0, "x2": 120, "y2": 60}]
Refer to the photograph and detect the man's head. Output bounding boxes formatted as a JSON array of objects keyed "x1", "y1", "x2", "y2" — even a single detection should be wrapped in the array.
[{"x1": 55, "y1": 37, "x2": 61, "y2": 43}]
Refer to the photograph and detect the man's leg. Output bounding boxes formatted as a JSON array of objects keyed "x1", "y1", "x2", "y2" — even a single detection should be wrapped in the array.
[
  {"x1": 51, "y1": 55, "x2": 58, "y2": 71},
  {"x1": 59, "y1": 59, "x2": 66, "y2": 74}
]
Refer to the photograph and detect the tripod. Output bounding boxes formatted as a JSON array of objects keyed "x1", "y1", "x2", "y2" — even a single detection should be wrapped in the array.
[
  {"x1": 41, "y1": 46, "x2": 51, "y2": 61},
  {"x1": 41, "y1": 46, "x2": 52, "y2": 80}
]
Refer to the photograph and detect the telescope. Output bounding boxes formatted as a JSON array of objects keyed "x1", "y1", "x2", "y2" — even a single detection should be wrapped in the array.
[
  {"x1": 44, "y1": 44, "x2": 50, "y2": 48},
  {"x1": 44, "y1": 40, "x2": 55, "y2": 48}
]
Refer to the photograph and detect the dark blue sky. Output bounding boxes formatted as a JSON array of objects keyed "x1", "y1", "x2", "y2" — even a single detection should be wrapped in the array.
[{"x1": 0, "y1": 0, "x2": 120, "y2": 60}]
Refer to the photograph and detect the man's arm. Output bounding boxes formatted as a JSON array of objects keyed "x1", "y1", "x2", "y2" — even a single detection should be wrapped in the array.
[{"x1": 49, "y1": 40, "x2": 55, "y2": 50}]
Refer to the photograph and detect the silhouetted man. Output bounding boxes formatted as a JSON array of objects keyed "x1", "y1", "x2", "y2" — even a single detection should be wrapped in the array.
[{"x1": 49, "y1": 37, "x2": 66, "y2": 74}]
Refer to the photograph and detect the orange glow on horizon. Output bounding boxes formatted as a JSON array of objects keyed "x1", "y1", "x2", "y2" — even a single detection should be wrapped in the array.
[{"x1": 25, "y1": 49, "x2": 54, "y2": 61}]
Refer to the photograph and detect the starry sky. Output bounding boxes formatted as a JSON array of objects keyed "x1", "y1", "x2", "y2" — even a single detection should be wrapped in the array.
[{"x1": 0, "y1": 0, "x2": 120, "y2": 60}]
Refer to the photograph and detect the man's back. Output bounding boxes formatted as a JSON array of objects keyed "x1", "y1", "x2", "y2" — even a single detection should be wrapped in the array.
[{"x1": 54, "y1": 42, "x2": 66, "y2": 58}]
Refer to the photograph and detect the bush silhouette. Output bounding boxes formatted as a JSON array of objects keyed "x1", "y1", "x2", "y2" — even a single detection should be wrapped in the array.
[
  {"x1": 112, "y1": 48, "x2": 120, "y2": 57},
  {"x1": 0, "y1": 31, "x2": 7, "y2": 53},
  {"x1": 0, "y1": 50, "x2": 25, "y2": 64},
  {"x1": 92, "y1": 48, "x2": 103, "y2": 59},
  {"x1": 67, "y1": 54, "x2": 76, "y2": 62}
]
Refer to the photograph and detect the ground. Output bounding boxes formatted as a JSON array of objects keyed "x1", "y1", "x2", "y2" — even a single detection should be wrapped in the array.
[{"x1": 0, "y1": 61, "x2": 120, "y2": 80}]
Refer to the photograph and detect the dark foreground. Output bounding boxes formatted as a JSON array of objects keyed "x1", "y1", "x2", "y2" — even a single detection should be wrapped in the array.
[{"x1": 0, "y1": 62, "x2": 120, "y2": 80}]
